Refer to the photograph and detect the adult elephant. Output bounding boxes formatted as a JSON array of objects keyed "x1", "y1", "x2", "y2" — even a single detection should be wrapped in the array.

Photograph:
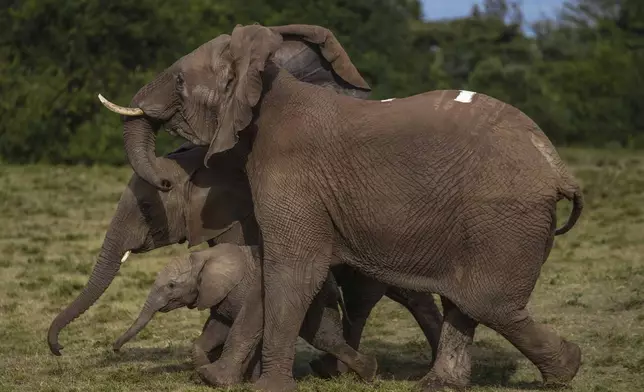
[{"x1": 97, "y1": 24, "x2": 584, "y2": 392}]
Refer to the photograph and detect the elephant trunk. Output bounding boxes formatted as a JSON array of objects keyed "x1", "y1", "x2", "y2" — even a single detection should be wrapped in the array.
[
  {"x1": 123, "y1": 116, "x2": 172, "y2": 192},
  {"x1": 122, "y1": 70, "x2": 176, "y2": 192},
  {"x1": 47, "y1": 194, "x2": 148, "y2": 356},
  {"x1": 113, "y1": 296, "x2": 164, "y2": 351},
  {"x1": 47, "y1": 233, "x2": 127, "y2": 355}
]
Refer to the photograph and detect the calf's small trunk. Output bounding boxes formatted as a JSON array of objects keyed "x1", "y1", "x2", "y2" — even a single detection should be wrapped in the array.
[{"x1": 113, "y1": 296, "x2": 163, "y2": 351}]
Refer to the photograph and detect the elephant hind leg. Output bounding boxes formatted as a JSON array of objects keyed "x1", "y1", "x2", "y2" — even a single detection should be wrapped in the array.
[
  {"x1": 386, "y1": 287, "x2": 443, "y2": 364},
  {"x1": 479, "y1": 308, "x2": 581, "y2": 386},
  {"x1": 447, "y1": 210, "x2": 580, "y2": 387},
  {"x1": 306, "y1": 306, "x2": 378, "y2": 382},
  {"x1": 302, "y1": 276, "x2": 378, "y2": 382},
  {"x1": 192, "y1": 315, "x2": 230, "y2": 368},
  {"x1": 419, "y1": 297, "x2": 477, "y2": 391}
]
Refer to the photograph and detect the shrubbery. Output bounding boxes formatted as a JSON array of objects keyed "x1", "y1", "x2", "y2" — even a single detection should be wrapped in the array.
[{"x1": 1, "y1": 0, "x2": 642, "y2": 164}]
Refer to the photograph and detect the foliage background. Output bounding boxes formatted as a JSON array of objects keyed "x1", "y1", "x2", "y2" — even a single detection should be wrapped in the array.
[{"x1": 0, "y1": 0, "x2": 642, "y2": 164}]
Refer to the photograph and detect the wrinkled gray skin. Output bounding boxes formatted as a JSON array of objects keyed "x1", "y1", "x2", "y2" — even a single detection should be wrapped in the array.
[
  {"x1": 46, "y1": 33, "x2": 442, "y2": 368},
  {"x1": 107, "y1": 23, "x2": 585, "y2": 392},
  {"x1": 47, "y1": 141, "x2": 257, "y2": 356},
  {"x1": 112, "y1": 244, "x2": 379, "y2": 383},
  {"x1": 46, "y1": 32, "x2": 363, "y2": 353},
  {"x1": 46, "y1": 140, "x2": 442, "y2": 375}
]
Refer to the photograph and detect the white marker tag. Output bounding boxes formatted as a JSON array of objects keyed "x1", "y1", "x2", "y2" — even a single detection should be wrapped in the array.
[
  {"x1": 380, "y1": 98, "x2": 395, "y2": 102},
  {"x1": 454, "y1": 90, "x2": 476, "y2": 103},
  {"x1": 121, "y1": 250, "x2": 131, "y2": 263}
]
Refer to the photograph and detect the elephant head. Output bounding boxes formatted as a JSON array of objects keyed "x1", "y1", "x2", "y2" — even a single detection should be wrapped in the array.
[
  {"x1": 47, "y1": 143, "x2": 258, "y2": 355},
  {"x1": 98, "y1": 24, "x2": 370, "y2": 191},
  {"x1": 113, "y1": 244, "x2": 253, "y2": 351}
]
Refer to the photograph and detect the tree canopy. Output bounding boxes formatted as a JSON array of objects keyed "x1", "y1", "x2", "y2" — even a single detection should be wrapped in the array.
[{"x1": 1, "y1": 0, "x2": 642, "y2": 164}]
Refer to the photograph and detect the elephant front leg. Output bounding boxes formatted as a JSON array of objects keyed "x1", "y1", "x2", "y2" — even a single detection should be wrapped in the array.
[
  {"x1": 192, "y1": 314, "x2": 230, "y2": 368},
  {"x1": 197, "y1": 283, "x2": 263, "y2": 388},
  {"x1": 252, "y1": 236, "x2": 333, "y2": 391}
]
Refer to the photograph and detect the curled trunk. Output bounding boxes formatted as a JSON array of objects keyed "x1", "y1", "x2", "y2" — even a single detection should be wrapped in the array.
[
  {"x1": 123, "y1": 116, "x2": 171, "y2": 191},
  {"x1": 122, "y1": 69, "x2": 176, "y2": 192}
]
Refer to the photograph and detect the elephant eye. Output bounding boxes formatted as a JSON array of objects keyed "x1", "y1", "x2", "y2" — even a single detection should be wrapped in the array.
[
  {"x1": 175, "y1": 72, "x2": 186, "y2": 95},
  {"x1": 168, "y1": 282, "x2": 176, "y2": 289},
  {"x1": 225, "y1": 70, "x2": 235, "y2": 91}
]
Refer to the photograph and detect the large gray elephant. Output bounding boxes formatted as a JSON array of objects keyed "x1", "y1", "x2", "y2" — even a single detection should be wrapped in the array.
[
  {"x1": 112, "y1": 243, "x2": 378, "y2": 383},
  {"x1": 47, "y1": 32, "x2": 443, "y2": 362},
  {"x1": 96, "y1": 23, "x2": 585, "y2": 392}
]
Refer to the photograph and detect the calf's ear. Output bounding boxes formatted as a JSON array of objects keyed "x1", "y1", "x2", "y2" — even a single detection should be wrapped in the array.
[{"x1": 193, "y1": 247, "x2": 246, "y2": 310}]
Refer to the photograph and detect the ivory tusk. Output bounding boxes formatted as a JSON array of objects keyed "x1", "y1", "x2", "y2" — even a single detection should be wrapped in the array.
[
  {"x1": 98, "y1": 94, "x2": 144, "y2": 116},
  {"x1": 121, "y1": 250, "x2": 131, "y2": 263}
]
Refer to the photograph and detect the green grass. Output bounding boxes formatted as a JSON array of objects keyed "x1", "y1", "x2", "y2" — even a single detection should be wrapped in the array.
[{"x1": 1, "y1": 148, "x2": 644, "y2": 391}]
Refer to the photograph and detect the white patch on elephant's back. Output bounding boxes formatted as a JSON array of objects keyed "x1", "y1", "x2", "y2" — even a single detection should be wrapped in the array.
[
  {"x1": 121, "y1": 250, "x2": 131, "y2": 263},
  {"x1": 530, "y1": 133, "x2": 556, "y2": 169},
  {"x1": 380, "y1": 98, "x2": 395, "y2": 102},
  {"x1": 454, "y1": 90, "x2": 476, "y2": 103}
]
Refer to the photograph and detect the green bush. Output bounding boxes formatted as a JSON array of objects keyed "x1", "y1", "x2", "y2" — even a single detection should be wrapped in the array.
[{"x1": 0, "y1": 0, "x2": 642, "y2": 165}]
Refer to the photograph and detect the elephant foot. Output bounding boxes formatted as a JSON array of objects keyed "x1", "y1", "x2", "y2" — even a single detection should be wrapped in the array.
[
  {"x1": 540, "y1": 340, "x2": 582, "y2": 388},
  {"x1": 418, "y1": 372, "x2": 468, "y2": 392},
  {"x1": 252, "y1": 373, "x2": 296, "y2": 392},
  {"x1": 309, "y1": 354, "x2": 348, "y2": 378},
  {"x1": 358, "y1": 354, "x2": 378, "y2": 382},
  {"x1": 191, "y1": 344, "x2": 211, "y2": 368},
  {"x1": 310, "y1": 352, "x2": 377, "y2": 382},
  {"x1": 196, "y1": 361, "x2": 242, "y2": 387}
]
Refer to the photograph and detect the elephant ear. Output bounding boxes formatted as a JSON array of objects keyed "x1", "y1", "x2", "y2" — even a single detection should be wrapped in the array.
[
  {"x1": 185, "y1": 152, "x2": 254, "y2": 247},
  {"x1": 193, "y1": 245, "x2": 248, "y2": 310},
  {"x1": 268, "y1": 24, "x2": 371, "y2": 92},
  {"x1": 205, "y1": 24, "x2": 283, "y2": 165}
]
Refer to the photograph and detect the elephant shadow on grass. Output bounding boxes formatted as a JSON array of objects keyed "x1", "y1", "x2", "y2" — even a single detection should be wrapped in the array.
[
  {"x1": 97, "y1": 345, "x2": 194, "y2": 374},
  {"x1": 358, "y1": 337, "x2": 544, "y2": 389},
  {"x1": 96, "y1": 338, "x2": 334, "y2": 380},
  {"x1": 96, "y1": 338, "x2": 544, "y2": 389}
]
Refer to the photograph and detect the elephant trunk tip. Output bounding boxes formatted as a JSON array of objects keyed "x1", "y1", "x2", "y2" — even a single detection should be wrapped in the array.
[
  {"x1": 47, "y1": 325, "x2": 64, "y2": 356},
  {"x1": 49, "y1": 341, "x2": 64, "y2": 356}
]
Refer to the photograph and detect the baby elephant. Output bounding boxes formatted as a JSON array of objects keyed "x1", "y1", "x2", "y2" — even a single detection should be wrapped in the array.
[{"x1": 113, "y1": 243, "x2": 378, "y2": 383}]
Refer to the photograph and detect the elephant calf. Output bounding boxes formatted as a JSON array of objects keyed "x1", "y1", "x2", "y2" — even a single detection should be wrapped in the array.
[{"x1": 113, "y1": 243, "x2": 378, "y2": 383}]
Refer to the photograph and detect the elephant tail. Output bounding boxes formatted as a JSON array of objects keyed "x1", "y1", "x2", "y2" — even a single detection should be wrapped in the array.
[{"x1": 555, "y1": 186, "x2": 584, "y2": 236}]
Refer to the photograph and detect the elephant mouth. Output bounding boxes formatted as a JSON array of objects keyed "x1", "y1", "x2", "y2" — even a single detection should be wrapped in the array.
[
  {"x1": 170, "y1": 111, "x2": 210, "y2": 146},
  {"x1": 186, "y1": 297, "x2": 198, "y2": 309}
]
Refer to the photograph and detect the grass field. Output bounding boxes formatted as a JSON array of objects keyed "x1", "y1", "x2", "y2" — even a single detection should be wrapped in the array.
[{"x1": 1, "y1": 147, "x2": 643, "y2": 392}]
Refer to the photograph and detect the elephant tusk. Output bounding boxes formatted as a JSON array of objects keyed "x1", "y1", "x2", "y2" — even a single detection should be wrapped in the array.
[
  {"x1": 121, "y1": 250, "x2": 131, "y2": 263},
  {"x1": 98, "y1": 94, "x2": 145, "y2": 116}
]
